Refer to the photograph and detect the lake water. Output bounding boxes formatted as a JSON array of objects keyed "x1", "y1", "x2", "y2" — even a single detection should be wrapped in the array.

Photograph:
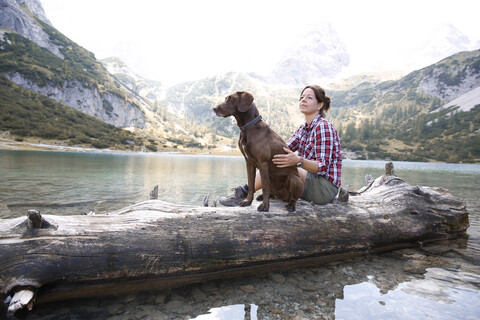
[{"x1": 1, "y1": 150, "x2": 479, "y2": 319}]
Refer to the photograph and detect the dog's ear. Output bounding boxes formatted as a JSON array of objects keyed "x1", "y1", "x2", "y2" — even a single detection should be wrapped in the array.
[{"x1": 237, "y1": 91, "x2": 254, "y2": 112}]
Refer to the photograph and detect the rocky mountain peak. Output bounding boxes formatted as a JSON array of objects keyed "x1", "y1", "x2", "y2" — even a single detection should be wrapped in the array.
[
  {"x1": 270, "y1": 22, "x2": 350, "y2": 86},
  {"x1": 405, "y1": 22, "x2": 472, "y2": 71},
  {"x1": 17, "y1": 0, "x2": 52, "y2": 26},
  {"x1": 0, "y1": 0, "x2": 62, "y2": 57}
]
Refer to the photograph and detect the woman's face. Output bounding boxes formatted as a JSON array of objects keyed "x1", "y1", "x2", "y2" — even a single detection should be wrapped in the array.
[{"x1": 299, "y1": 88, "x2": 323, "y2": 116}]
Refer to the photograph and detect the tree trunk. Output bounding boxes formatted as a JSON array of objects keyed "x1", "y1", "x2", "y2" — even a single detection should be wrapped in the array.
[{"x1": 0, "y1": 170, "x2": 469, "y2": 316}]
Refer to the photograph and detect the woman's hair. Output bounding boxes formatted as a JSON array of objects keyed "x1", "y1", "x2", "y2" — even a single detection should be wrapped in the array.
[{"x1": 301, "y1": 85, "x2": 331, "y2": 117}]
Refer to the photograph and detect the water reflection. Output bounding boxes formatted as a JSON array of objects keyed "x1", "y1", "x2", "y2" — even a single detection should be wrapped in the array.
[
  {"x1": 0, "y1": 151, "x2": 248, "y2": 218},
  {"x1": 192, "y1": 304, "x2": 258, "y2": 320}
]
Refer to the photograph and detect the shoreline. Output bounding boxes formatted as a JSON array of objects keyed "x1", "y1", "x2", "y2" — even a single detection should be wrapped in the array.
[
  {"x1": 0, "y1": 137, "x2": 243, "y2": 156},
  {"x1": 2, "y1": 137, "x2": 478, "y2": 165}
]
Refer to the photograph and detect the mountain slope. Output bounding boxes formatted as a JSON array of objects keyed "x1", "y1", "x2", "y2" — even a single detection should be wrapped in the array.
[
  {"x1": 329, "y1": 49, "x2": 480, "y2": 163},
  {"x1": 0, "y1": 75, "x2": 140, "y2": 149},
  {"x1": 101, "y1": 57, "x2": 166, "y2": 103},
  {"x1": 0, "y1": 0, "x2": 146, "y2": 128}
]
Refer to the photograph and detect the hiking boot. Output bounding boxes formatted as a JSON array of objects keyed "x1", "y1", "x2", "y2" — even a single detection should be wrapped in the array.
[{"x1": 219, "y1": 185, "x2": 248, "y2": 207}]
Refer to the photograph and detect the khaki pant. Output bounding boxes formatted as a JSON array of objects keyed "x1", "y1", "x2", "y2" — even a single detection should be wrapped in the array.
[{"x1": 302, "y1": 172, "x2": 338, "y2": 205}]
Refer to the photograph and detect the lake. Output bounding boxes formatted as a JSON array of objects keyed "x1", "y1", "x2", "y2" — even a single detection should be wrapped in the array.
[{"x1": 1, "y1": 150, "x2": 479, "y2": 319}]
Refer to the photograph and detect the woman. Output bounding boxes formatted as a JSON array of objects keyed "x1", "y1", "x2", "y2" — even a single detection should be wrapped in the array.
[{"x1": 220, "y1": 85, "x2": 342, "y2": 206}]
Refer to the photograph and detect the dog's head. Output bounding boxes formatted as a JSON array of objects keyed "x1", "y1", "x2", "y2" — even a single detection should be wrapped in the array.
[{"x1": 213, "y1": 91, "x2": 254, "y2": 117}]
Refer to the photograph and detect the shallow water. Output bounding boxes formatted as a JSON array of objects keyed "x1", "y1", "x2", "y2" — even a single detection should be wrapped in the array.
[{"x1": 1, "y1": 150, "x2": 479, "y2": 319}]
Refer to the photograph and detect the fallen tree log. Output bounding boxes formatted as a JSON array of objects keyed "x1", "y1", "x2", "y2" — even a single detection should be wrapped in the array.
[{"x1": 0, "y1": 164, "x2": 469, "y2": 317}]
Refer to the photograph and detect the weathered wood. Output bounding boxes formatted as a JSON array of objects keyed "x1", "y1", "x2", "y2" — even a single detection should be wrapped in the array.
[{"x1": 0, "y1": 169, "x2": 469, "y2": 317}]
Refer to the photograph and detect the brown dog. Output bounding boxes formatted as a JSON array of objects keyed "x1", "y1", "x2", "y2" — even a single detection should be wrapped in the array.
[{"x1": 213, "y1": 91, "x2": 303, "y2": 212}]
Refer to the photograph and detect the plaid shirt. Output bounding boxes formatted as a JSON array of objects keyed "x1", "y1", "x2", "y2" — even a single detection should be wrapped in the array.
[{"x1": 287, "y1": 114, "x2": 342, "y2": 187}]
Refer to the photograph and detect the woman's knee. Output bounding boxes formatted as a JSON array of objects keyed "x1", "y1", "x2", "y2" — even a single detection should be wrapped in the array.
[{"x1": 298, "y1": 168, "x2": 308, "y2": 185}]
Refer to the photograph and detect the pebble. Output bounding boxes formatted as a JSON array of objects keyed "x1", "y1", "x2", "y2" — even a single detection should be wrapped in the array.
[
  {"x1": 421, "y1": 244, "x2": 451, "y2": 255},
  {"x1": 240, "y1": 284, "x2": 256, "y2": 293},
  {"x1": 164, "y1": 299, "x2": 184, "y2": 312},
  {"x1": 269, "y1": 272, "x2": 286, "y2": 284},
  {"x1": 107, "y1": 303, "x2": 123, "y2": 315},
  {"x1": 191, "y1": 287, "x2": 207, "y2": 302},
  {"x1": 298, "y1": 281, "x2": 317, "y2": 292},
  {"x1": 154, "y1": 294, "x2": 166, "y2": 305}
]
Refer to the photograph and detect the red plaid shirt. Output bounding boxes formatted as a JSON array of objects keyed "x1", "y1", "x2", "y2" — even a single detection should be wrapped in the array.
[{"x1": 287, "y1": 114, "x2": 342, "y2": 187}]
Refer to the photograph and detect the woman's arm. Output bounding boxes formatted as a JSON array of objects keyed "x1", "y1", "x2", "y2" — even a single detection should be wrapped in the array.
[
  {"x1": 272, "y1": 147, "x2": 318, "y2": 174},
  {"x1": 274, "y1": 120, "x2": 335, "y2": 174}
]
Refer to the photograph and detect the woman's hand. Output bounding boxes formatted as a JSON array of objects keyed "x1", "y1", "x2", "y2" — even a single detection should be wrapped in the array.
[{"x1": 272, "y1": 147, "x2": 300, "y2": 168}]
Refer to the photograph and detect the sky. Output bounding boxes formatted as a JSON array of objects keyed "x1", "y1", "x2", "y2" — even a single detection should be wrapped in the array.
[{"x1": 39, "y1": 0, "x2": 480, "y2": 86}]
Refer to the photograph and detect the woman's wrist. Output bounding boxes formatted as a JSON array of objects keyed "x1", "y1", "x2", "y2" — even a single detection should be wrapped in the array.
[{"x1": 296, "y1": 156, "x2": 303, "y2": 168}]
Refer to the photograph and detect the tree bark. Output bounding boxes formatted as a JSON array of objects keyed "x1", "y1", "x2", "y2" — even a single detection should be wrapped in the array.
[{"x1": 0, "y1": 172, "x2": 469, "y2": 316}]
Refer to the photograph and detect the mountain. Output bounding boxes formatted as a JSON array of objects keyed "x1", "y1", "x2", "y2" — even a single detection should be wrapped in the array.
[
  {"x1": 328, "y1": 49, "x2": 480, "y2": 163},
  {"x1": 101, "y1": 57, "x2": 166, "y2": 103},
  {"x1": 404, "y1": 22, "x2": 472, "y2": 72},
  {"x1": 0, "y1": 0, "x2": 230, "y2": 152},
  {"x1": 0, "y1": 0, "x2": 146, "y2": 129},
  {"x1": 161, "y1": 72, "x2": 304, "y2": 140},
  {"x1": 153, "y1": 50, "x2": 479, "y2": 163},
  {"x1": 0, "y1": 74, "x2": 141, "y2": 149},
  {"x1": 270, "y1": 22, "x2": 350, "y2": 86}
]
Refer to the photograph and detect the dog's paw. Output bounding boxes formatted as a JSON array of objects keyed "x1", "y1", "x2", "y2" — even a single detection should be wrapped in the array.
[
  {"x1": 286, "y1": 204, "x2": 296, "y2": 212},
  {"x1": 256, "y1": 194, "x2": 263, "y2": 201},
  {"x1": 239, "y1": 199, "x2": 252, "y2": 207},
  {"x1": 257, "y1": 202, "x2": 269, "y2": 212}
]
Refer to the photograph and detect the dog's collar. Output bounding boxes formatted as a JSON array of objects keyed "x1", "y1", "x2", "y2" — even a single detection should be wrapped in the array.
[{"x1": 239, "y1": 115, "x2": 262, "y2": 132}]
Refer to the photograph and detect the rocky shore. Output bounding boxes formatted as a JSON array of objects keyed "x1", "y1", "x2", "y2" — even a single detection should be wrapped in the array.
[{"x1": 25, "y1": 238, "x2": 476, "y2": 320}]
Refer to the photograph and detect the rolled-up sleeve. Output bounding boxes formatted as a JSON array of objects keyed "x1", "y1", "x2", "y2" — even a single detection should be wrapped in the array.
[
  {"x1": 314, "y1": 122, "x2": 334, "y2": 175},
  {"x1": 287, "y1": 127, "x2": 302, "y2": 152}
]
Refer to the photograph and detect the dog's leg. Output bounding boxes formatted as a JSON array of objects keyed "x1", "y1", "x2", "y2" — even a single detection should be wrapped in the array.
[
  {"x1": 240, "y1": 161, "x2": 256, "y2": 207},
  {"x1": 285, "y1": 174, "x2": 303, "y2": 213},
  {"x1": 286, "y1": 200, "x2": 296, "y2": 212},
  {"x1": 257, "y1": 163, "x2": 271, "y2": 212}
]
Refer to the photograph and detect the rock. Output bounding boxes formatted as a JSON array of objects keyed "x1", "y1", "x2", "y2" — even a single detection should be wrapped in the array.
[
  {"x1": 164, "y1": 299, "x2": 184, "y2": 312},
  {"x1": 240, "y1": 285, "x2": 256, "y2": 294},
  {"x1": 269, "y1": 273, "x2": 286, "y2": 284},
  {"x1": 0, "y1": 0, "x2": 62, "y2": 57},
  {"x1": 107, "y1": 303, "x2": 124, "y2": 315},
  {"x1": 403, "y1": 255, "x2": 446, "y2": 274},
  {"x1": 421, "y1": 244, "x2": 451, "y2": 255},
  {"x1": 298, "y1": 281, "x2": 317, "y2": 292},
  {"x1": 191, "y1": 287, "x2": 207, "y2": 302}
]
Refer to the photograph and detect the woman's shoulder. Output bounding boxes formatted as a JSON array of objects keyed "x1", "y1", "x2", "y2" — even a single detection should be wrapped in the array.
[
  {"x1": 314, "y1": 116, "x2": 339, "y2": 133},
  {"x1": 314, "y1": 115, "x2": 333, "y2": 127}
]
